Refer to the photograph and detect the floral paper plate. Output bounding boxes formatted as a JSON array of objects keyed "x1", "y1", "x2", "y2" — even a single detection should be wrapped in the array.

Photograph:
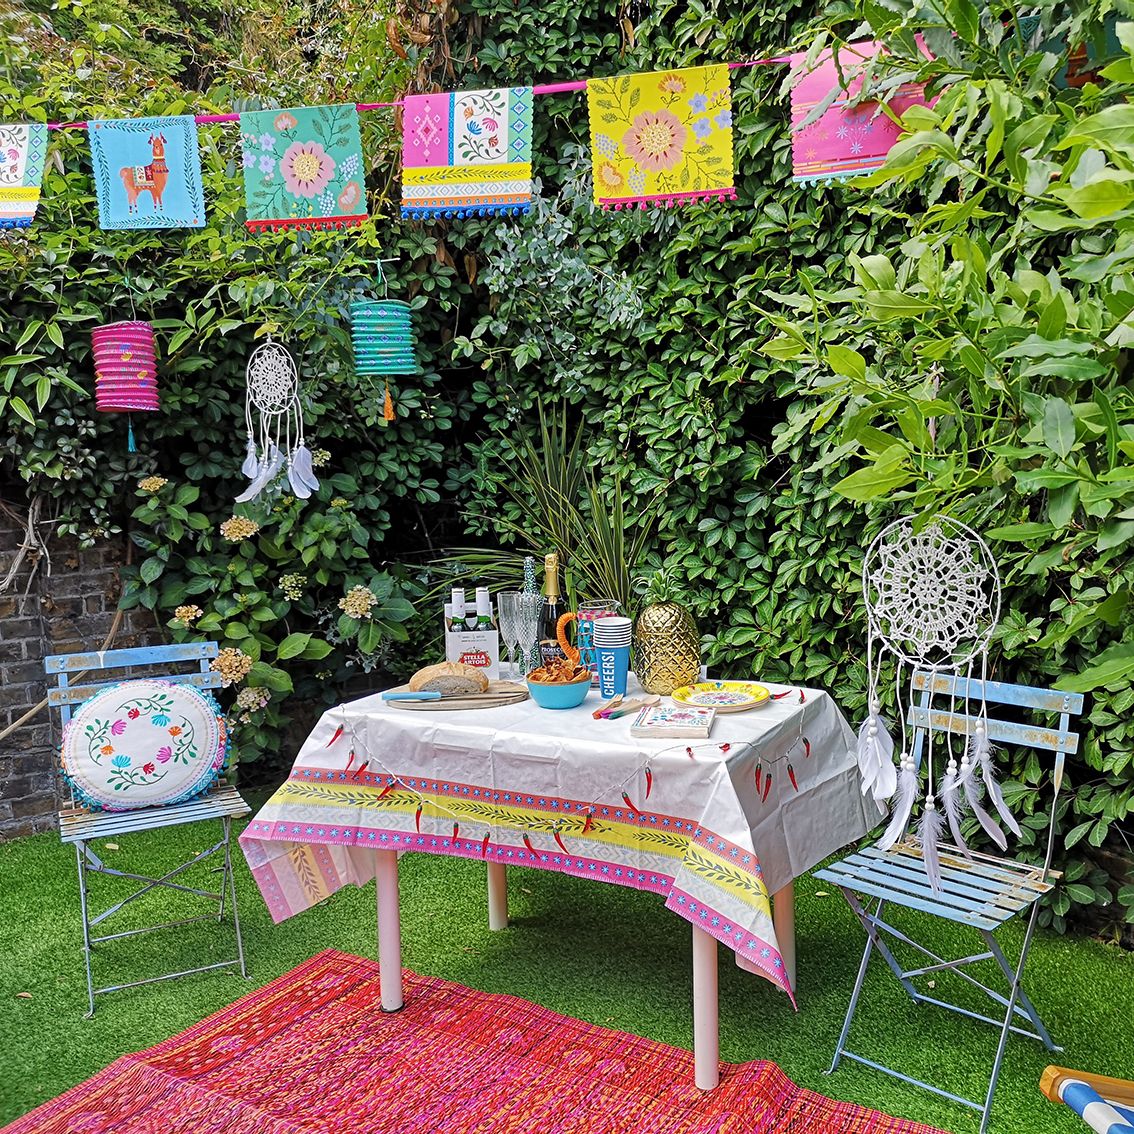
[{"x1": 671, "y1": 681, "x2": 771, "y2": 713}]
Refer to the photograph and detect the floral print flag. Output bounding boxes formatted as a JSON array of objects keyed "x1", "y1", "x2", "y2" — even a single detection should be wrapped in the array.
[
  {"x1": 586, "y1": 65, "x2": 736, "y2": 210},
  {"x1": 88, "y1": 116, "x2": 206, "y2": 229},
  {"x1": 239, "y1": 104, "x2": 366, "y2": 232},
  {"x1": 400, "y1": 87, "x2": 533, "y2": 219},
  {"x1": 0, "y1": 123, "x2": 48, "y2": 231},
  {"x1": 789, "y1": 41, "x2": 929, "y2": 183}
]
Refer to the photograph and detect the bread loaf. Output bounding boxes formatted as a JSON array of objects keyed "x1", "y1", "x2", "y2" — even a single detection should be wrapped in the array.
[{"x1": 408, "y1": 661, "x2": 489, "y2": 695}]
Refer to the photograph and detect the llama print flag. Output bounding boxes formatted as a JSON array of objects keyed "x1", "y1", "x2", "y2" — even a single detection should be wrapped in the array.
[
  {"x1": 88, "y1": 116, "x2": 205, "y2": 229},
  {"x1": 401, "y1": 87, "x2": 533, "y2": 219},
  {"x1": 0, "y1": 123, "x2": 48, "y2": 231},
  {"x1": 790, "y1": 41, "x2": 929, "y2": 183},
  {"x1": 239, "y1": 104, "x2": 367, "y2": 232},
  {"x1": 586, "y1": 65, "x2": 736, "y2": 210}
]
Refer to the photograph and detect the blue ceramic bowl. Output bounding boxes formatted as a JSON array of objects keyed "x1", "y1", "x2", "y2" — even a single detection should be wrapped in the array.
[{"x1": 527, "y1": 674, "x2": 591, "y2": 710}]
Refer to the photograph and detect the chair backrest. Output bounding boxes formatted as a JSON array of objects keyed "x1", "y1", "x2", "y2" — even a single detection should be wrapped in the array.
[
  {"x1": 45, "y1": 642, "x2": 222, "y2": 728},
  {"x1": 908, "y1": 671, "x2": 1083, "y2": 874}
]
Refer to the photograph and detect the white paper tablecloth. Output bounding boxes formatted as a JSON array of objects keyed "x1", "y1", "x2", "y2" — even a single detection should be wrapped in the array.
[{"x1": 241, "y1": 680, "x2": 877, "y2": 1003}]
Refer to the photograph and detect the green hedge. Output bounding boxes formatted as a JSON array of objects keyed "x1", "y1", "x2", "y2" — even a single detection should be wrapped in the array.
[{"x1": 2, "y1": 0, "x2": 1130, "y2": 934}]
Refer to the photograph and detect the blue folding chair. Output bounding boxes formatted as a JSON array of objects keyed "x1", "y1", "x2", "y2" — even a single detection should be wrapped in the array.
[
  {"x1": 45, "y1": 642, "x2": 250, "y2": 1015},
  {"x1": 815, "y1": 671, "x2": 1082, "y2": 1133}
]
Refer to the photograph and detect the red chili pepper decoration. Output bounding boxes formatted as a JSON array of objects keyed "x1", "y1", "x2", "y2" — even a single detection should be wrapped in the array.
[
  {"x1": 344, "y1": 749, "x2": 355, "y2": 771},
  {"x1": 754, "y1": 763, "x2": 763, "y2": 793},
  {"x1": 803, "y1": 736, "x2": 811, "y2": 758},
  {"x1": 481, "y1": 832, "x2": 491, "y2": 858},
  {"x1": 686, "y1": 747, "x2": 694, "y2": 759},
  {"x1": 554, "y1": 829, "x2": 569, "y2": 854},
  {"x1": 788, "y1": 764, "x2": 799, "y2": 792},
  {"x1": 378, "y1": 778, "x2": 395, "y2": 800},
  {"x1": 644, "y1": 766, "x2": 653, "y2": 799},
  {"x1": 351, "y1": 759, "x2": 370, "y2": 780},
  {"x1": 719, "y1": 743, "x2": 731, "y2": 753},
  {"x1": 327, "y1": 724, "x2": 344, "y2": 746},
  {"x1": 762, "y1": 773, "x2": 773, "y2": 803},
  {"x1": 414, "y1": 805, "x2": 422, "y2": 832},
  {"x1": 771, "y1": 690, "x2": 792, "y2": 700},
  {"x1": 582, "y1": 810, "x2": 594, "y2": 834},
  {"x1": 452, "y1": 822, "x2": 460, "y2": 840},
  {"x1": 621, "y1": 791, "x2": 641, "y2": 817},
  {"x1": 799, "y1": 690, "x2": 806, "y2": 704},
  {"x1": 522, "y1": 833, "x2": 536, "y2": 855}
]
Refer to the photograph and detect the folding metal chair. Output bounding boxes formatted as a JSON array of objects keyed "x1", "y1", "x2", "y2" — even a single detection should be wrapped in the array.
[
  {"x1": 815, "y1": 670, "x2": 1082, "y2": 1133},
  {"x1": 45, "y1": 641, "x2": 250, "y2": 1016}
]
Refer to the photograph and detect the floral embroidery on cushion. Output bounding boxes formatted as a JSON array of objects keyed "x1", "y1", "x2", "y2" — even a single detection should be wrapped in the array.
[{"x1": 61, "y1": 680, "x2": 229, "y2": 811}]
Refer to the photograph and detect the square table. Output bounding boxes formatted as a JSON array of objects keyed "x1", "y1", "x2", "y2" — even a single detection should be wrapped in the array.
[{"x1": 240, "y1": 678, "x2": 877, "y2": 1088}]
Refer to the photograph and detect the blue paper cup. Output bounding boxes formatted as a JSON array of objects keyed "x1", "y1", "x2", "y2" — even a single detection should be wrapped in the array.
[{"x1": 597, "y1": 645, "x2": 630, "y2": 699}]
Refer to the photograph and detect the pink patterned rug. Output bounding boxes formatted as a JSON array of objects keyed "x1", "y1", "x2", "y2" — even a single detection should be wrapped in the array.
[{"x1": 4, "y1": 949, "x2": 950, "y2": 1133}]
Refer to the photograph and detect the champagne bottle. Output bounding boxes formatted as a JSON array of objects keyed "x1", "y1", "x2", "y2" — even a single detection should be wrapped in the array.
[
  {"x1": 475, "y1": 587, "x2": 494, "y2": 629},
  {"x1": 539, "y1": 552, "x2": 567, "y2": 664}
]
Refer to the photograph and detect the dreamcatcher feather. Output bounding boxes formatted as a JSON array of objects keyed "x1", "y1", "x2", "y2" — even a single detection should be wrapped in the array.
[
  {"x1": 236, "y1": 338, "x2": 319, "y2": 504},
  {"x1": 861, "y1": 515, "x2": 1008, "y2": 889}
]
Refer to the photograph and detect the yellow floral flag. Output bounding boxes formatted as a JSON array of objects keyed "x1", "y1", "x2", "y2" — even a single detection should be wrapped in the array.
[{"x1": 586, "y1": 65, "x2": 736, "y2": 210}]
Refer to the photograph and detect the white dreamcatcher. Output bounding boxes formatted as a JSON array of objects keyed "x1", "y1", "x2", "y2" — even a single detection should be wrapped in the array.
[
  {"x1": 236, "y1": 338, "x2": 319, "y2": 503},
  {"x1": 858, "y1": 515, "x2": 1020, "y2": 889}
]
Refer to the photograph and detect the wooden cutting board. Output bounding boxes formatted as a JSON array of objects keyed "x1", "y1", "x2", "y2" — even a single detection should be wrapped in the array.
[{"x1": 386, "y1": 681, "x2": 529, "y2": 711}]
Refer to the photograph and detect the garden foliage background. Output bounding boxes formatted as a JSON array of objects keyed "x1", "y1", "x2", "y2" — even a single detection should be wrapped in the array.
[{"x1": 1, "y1": 0, "x2": 1131, "y2": 934}]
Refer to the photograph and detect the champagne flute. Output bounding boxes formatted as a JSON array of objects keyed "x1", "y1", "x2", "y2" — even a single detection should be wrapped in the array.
[
  {"x1": 515, "y1": 593, "x2": 543, "y2": 675},
  {"x1": 497, "y1": 592, "x2": 521, "y2": 679}
]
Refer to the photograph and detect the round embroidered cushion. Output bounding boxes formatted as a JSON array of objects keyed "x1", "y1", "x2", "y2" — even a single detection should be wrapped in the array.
[{"x1": 62, "y1": 679, "x2": 228, "y2": 811}]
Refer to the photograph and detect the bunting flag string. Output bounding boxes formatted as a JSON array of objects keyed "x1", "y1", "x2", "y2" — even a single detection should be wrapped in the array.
[
  {"x1": 239, "y1": 104, "x2": 367, "y2": 232},
  {"x1": 2, "y1": 48, "x2": 930, "y2": 237},
  {"x1": 401, "y1": 86, "x2": 533, "y2": 219},
  {"x1": 586, "y1": 65, "x2": 736, "y2": 210},
  {"x1": 88, "y1": 115, "x2": 206, "y2": 229},
  {"x1": 789, "y1": 40, "x2": 930, "y2": 184},
  {"x1": 0, "y1": 123, "x2": 48, "y2": 230}
]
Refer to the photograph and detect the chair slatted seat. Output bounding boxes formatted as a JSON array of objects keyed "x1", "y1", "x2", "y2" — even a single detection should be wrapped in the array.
[
  {"x1": 46, "y1": 642, "x2": 250, "y2": 1015},
  {"x1": 817, "y1": 671, "x2": 1082, "y2": 1134}
]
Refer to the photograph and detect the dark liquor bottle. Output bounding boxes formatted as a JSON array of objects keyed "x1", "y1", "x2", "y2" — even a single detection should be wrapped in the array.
[{"x1": 539, "y1": 552, "x2": 567, "y2": 664}]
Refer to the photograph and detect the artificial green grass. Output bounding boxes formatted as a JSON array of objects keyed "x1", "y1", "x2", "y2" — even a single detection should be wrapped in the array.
[{"x1": 1, "y1": 801, "x2": 1132, "y2": 1133}]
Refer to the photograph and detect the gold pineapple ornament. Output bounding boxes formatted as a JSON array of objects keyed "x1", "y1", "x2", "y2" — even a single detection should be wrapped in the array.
[{"x1": 634, "y1": 571, "x2": 700, "y2": 695}]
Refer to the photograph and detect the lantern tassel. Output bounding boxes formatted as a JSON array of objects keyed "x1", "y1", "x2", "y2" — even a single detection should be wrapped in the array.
[
  {"x1": 383, "y1": 381, "x2": 395, "y2": 422},
  {"x1": 127, "y1": 415, "x2": 136, "y2": 453}
]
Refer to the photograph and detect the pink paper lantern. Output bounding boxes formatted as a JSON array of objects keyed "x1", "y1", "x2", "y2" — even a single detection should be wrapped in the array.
[
  {"x1": 92, "y1": 321, "x2": 158, "y2": 451},
  {"x1": 92, "y1": 321, "x2": 159, "y2": 412}
]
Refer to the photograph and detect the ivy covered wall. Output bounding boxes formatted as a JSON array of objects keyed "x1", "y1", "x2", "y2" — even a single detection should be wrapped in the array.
[{"x1": 1, "y1": 0, "x2": 1130, "y2": 935}]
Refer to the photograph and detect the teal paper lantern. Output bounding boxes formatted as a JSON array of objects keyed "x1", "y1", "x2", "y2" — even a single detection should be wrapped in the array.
[{"x1": 350, "y1": 299, "x2": 418, "y2": 377}]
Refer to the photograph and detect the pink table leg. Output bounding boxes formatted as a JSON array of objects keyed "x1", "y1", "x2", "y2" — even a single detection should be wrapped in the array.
[
  {"x1": 772, "y1": 880, "x2": 797, "y2": 991},
  {"x1": 487, "y1": 861, "x2": 509, "y2": 930},
  {"x1": 692, "y1": 922, "x2": 720, "y2": 1090},
  {"x1": 374, "y1": 849, "x2": 403, "y2": 1011}
]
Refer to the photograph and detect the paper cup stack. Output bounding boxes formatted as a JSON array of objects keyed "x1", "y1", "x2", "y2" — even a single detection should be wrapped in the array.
[
  {"x1": 593, "y1": 616, "x2": 633, "y2": 699},
  {"x1": 350, "y1": 299, "x2": 418, "y2": 376},
  {"x1": 92, "y1": 321, "x2": 159, "y2": 412},
  {"x1": 591, "y1": 616, "x2": 632, "y2": 649}
]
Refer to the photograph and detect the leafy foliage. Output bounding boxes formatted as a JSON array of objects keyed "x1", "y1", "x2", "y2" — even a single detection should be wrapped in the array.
[
  {"x1": 759, "y1": 3, "x2": 1134, "y2": 930},
  {"x1": 2, "y1": 0, "x2": 1131, "y2": 932}
]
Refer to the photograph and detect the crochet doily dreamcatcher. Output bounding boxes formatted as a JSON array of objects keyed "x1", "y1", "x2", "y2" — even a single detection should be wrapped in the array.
[
  {"x1": 236, "y1": 338, "x2": 319, "y2": 503},
  {"x1": 859, "y1": 515, "x2": 1018, "y2": 889}
]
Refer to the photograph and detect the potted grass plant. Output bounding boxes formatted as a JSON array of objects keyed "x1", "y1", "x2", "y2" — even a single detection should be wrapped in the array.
[{"x1": 444, "y1": 402, "x2": 662, "y2": 614}]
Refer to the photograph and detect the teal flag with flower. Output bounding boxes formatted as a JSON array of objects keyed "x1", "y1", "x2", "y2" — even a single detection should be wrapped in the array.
[
  {"x1": 239, "y1": 104, "x2": 366, "y2": 232},
  {"x1": 586, "y1": 65, "x2": 735, "y2": 210}
]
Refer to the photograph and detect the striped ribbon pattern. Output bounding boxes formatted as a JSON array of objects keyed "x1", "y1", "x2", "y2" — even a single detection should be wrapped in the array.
[{"x1": 1060, "y1": 1079, "x2": 1134, "y2": 1134}]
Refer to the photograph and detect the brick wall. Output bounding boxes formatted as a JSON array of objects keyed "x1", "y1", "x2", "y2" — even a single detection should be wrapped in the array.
[{"x1": 0, "y1": 508, "x2": 158, "y2": 840}]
